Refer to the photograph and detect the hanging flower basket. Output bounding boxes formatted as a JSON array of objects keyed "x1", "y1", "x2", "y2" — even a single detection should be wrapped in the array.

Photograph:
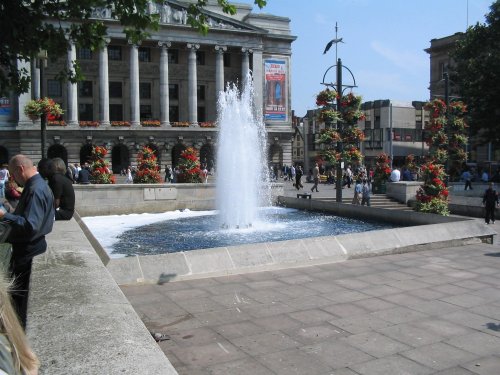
[
  {"x1": 24, "y1": 97, "x2": 63, "y2": 120},
  {"x1": 316, "y1": 89, "x2": 337, "y2": 106}
]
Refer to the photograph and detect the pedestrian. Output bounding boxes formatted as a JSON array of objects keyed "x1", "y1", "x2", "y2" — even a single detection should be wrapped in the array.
[
  {"x1": 0, "y1": 164, "x2": 10, "y2": 199},
  {"x1": 481, "y1": 169, "x2": 489, "y2": 183},
  {"x1": 361, "y1": 179, "x2": 371, "y2": 206},
  {"x1": 295, "y1": 165, "x2": 303, "y2": 190},
  {"x1": 0, "y1": 155, "x2": 55, "y2": 329},
  {"x1": 482, "y1": 182, "x2": 499, "y2": 224},
  {"x1": 164, "y1": 165, "x2": 172, "y2": 183},
  {"x1": 344, "y1": 165, "x2": 353, "y2": 188},
  {"x1": 125, "y1": 166, "x2": 133, "y2": 183},
  {"x1": 0, "y1": 276, "x2": 40, "y2": 375},
  {"x1": 311, "y1": 163, "x2": 320, "y2": 192},
  {"x1": 48, "y1": 158, "x2": 75, "y2": 221},
  {"x1": 461, "y1": 168, "x2": 472, "y2": 190},
  {"x1": 290, "y1": 165, "x2": 296, "y2": 184},
  {"x1": 77, "y1": 162, "x2": 91, "y2": 184},
  {"x1": 352, "y1": 179, "x2": 362, "y2": 204},
  {"x1": 390, "y1": 166, "x2": 401, "y2": 182}
]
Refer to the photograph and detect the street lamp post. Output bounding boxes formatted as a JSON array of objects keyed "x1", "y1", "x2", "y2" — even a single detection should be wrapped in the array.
[{"x1": 335, "y1": 59, "x2": 343, "y2": 203}]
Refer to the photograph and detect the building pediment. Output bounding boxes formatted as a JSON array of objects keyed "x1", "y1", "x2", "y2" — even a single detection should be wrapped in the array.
[{"x1": 91, "y1": 1, "x2": 266, "y2": 33}]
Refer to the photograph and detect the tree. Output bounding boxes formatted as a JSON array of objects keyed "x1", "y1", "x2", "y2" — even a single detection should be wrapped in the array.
[
  {"x1": 177, "y1": 147, "x2": 202, "y2": 183},
  {"x1": 0, "y1": 0, "x2": 267, "y2": 96},
  {"x1": 90, "y1": 146, "x2": 115, "y2": 184},
  {"x1": 451, "y1": 0, "x2": 500, "y2": 146}
]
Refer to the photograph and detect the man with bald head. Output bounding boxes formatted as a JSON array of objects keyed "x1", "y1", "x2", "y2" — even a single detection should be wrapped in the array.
[{"x1": 0, "y1": 154, "x2": 54, "y2": 329}]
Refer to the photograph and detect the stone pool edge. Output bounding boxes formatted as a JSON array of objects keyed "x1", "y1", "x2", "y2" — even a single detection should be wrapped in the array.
[{"x1": 102, "y1": 199, "x2": 495, "y2": 285}]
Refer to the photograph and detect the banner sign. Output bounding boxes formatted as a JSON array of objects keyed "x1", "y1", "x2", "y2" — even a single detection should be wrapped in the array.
[{"x1": 264, "y1": 59, "x2": 287, "y2": 122}]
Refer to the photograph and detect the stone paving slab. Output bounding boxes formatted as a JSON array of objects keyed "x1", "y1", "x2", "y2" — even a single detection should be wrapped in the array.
[{"x1": 122, "y1": 241, "x2": 500, "y2": 374}]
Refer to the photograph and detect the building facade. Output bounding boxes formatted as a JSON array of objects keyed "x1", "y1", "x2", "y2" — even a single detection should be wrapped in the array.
[{"x1": 0, "y1": 0, "x2": 296, "y2": 172}]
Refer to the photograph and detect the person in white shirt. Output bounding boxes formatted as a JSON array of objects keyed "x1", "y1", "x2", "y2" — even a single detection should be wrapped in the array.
[{"x1": 390, "y1": 167, "x2": 401, "y2": 182}]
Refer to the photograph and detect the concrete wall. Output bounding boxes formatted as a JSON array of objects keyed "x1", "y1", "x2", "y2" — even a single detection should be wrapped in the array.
[
  {"x1": 29, "y1": 217, "x2": 178, "y2": 375},
  {"x1": 75, "y1": 183, "x2": 284, "y2": 216},
  {"x1": 386, "y1": 181, "x2": 422, "y2": 204}
]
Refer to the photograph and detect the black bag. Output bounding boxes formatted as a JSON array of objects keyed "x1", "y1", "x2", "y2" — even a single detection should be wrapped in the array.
[{"x1": 0, "y1": 221, "x2": 11, "y2": 243}]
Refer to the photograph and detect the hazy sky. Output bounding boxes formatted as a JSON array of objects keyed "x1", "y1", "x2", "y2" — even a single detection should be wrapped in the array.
[{"x1": 243, "y1": 0, "x2": 493, "y2": 116}]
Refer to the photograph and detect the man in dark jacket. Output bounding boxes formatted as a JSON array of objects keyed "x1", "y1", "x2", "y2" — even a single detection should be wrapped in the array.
[
  {"x1": 482, "y1": 182, "x2": 499, "y2": 224},
  {"x1": 0, "y1": 155, "x2": 54, "y2": 328}
]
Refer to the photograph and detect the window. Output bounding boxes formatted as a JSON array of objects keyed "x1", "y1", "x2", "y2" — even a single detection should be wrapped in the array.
[
  {"x1": 169, "y1": 84, "x2": 179, "y2": 100},
  {"x1": 47, "y1": 80, "x2": 62, "y2": 97},
  {"x1": 109, "y1": 104, "x2": 123, "y2": 121},
  {"x1": 197, "y1": 85, "x2": 205, "y2": 101},
  {"x1": 77, "y1": 48, "x2": 92, "y2": 60},
  {"x1": 223, "y1": 53, "x2": 231, "y2": 67},
  {"x1": 196, "y1": 51, "x2": 205, "y2": 65},
  {"x1": 197, "y1": 106, "x2": 206, "y2": 122},
  {"x1": 439, "y1": 62, "x2": 448, "y2": 79},
  {"x1": 168, "y1": 49, "x2": 179, "y2": 64},
  {"x1": 169, "y1": 106, "x2": 179, "y2": 122},
  {"x1": 140, "y1": 82, "x2": 151, "y2": 99},
  {"x1": 78, "y1": 103, "x2": 93, "y2": 121},
  {"x1": 78, "y1": 81, "x2": 93, "y2": 97},
  {"x1": 138, "y1": 47, "x2": 151, "y2": 62},
  {"x1": 140, "y1": 105, "x2": 152, "y2": 120},
  {"x1": 109, "y1": 82, "x2": 122, "y2": 98},
  {"x1": 108, "y1": 46, "x2": 122, "y2": 61}
]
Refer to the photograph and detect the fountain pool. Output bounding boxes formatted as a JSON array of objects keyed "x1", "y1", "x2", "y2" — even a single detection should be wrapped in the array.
[{"x1": 82, "y1": 207, "x2": 394, "y2": 258}]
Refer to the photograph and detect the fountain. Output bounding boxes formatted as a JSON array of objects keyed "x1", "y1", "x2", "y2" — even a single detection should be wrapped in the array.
[
  {"x1": 82, "y1": 75, "x2": 394, "y2": 259},
  {"x1": 216, "y1": 76, "x2": 270, "y2": 229}
]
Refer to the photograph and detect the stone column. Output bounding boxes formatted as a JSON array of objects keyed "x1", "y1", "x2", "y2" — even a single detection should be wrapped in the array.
[
  {"x1": 187, "y1": 43, "x2": 199, "y2": 125},
  {"x1": 241, "y1": 48, "x2": 252, "y2": 87},
  {"x1": 32, "y1": 61, "x2": 40, "y2": 99},
  {"x1": 159, "y1": 41, "x2": 171, "y2": 126},
  {"x1": 129, "y1": 43, "x2": 140, "y2": 127},
  {"x1": 215, "y1": 45, "x2": 226, "y2": 97},
  {"x1": 17, "y1": 59, "x2": 32, "y2": 124},
  {"x1": 252, "y1": 49, "x2": 264, "y2": 120},
  {"x1": 99, "y1": 39, "x2": 110, "y2": 126},
  {"x1": 67, "y1": 41, "x2": 78, "y2": 125}
]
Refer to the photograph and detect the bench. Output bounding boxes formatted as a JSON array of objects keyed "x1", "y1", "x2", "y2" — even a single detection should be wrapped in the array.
[{"x1": 297, "y1": 193, "x2": 312, "y2": 199}]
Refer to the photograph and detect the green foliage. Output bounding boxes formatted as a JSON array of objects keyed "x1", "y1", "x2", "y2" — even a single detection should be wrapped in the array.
[
  {"x1": 0, "y1": 0, "x2": 267, "y2": 95},
  {"x1": 451, "y1": 0, "x2": 500, "y2": 146},
  {"x1": 415, "y1": 198, "x2": 450, "y2": 216}
]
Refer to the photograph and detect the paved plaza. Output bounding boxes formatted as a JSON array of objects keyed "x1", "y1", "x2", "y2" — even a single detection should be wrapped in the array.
[{"x1": 120, "y1": 184, "x2": 500, "y2": 375}]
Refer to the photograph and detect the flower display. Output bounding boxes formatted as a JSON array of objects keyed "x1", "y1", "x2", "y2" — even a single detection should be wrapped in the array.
[
  {"x1": 47, "y1": 120, "x2": 66, "y2": 126},
  {"x1": 79, "y1": 121, "x2": 99, "y2": 127},
  {"x1": 415, "y1": 161, "x2": 449, "y2": 215},
  {"x1": 424, "y1": 98, "x2": 468, "y2": 181},
  {"x1": 177, "y1": 147, "x2": 202, "y2": 183},
  {"x1": 373, "y1": 152, "x2": 392, "y2": 184},
  {"x1": 171, "y1": 122, "x2": 190, "y2": 127},
  {"x1": 318, "y1": 109, "x2": 341, "y2": 123},
  {"x1": 24, "y1": 97, "x2": 63, "y2": 121},
  {"x1": 199, "y1": 122, "x2": 217, "y2": 128},
  {"x1": 141, "y1": 120, "x2": 161, "y2": 127},
  {"x1": 405, "y1": 154, "x2": 418, "y2": 174},
  {"x1": 133, "y1": 146, "x2": 162, "y2": 184},
  {"x1": 111, "y1": 121, "x2": 131, "y2": 127},
  {"x1": 90, "y1": 146, "x2": 115, "y2": 184},
  {"x1": 315, "y1": 89, "x2": 364, "y2": 169},
  {"x1": 315, "y1": 89, "x2": 337, "y2": 106}
]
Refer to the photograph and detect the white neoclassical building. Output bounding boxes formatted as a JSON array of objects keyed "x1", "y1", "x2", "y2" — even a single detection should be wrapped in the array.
[{"x1": 0, "y1": 0, "x2": 296, "y2": 173}]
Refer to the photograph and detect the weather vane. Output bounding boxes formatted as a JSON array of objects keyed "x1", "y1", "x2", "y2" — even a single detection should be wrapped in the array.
[{"x1": 323, "y1": 22, "x2": 344, "y2": 61}]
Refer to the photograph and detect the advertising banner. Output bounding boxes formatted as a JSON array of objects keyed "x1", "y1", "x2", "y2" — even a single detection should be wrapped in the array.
[{"x1": 264, "y1": 59, "x2": 287, "y2": 122}]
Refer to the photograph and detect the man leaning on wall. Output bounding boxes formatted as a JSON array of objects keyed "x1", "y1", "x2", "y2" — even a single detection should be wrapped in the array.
[{"x1": 0, "y1": 155, "x2": 54, "y2": 329}]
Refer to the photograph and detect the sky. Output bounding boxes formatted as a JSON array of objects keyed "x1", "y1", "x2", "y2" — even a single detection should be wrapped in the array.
[{"x1": 243, "y1": 0, "x2": 493, "y2": 116}]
